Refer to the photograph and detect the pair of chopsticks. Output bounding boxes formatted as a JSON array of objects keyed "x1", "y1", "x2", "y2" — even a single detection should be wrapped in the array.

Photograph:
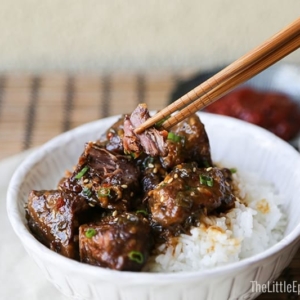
[{"x1": 134, "y1": 17, "x2": 300, "y2": 134}]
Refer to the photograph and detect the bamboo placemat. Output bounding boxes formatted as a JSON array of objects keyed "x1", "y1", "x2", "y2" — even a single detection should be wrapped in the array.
[
  {"x1": 0, "y1": 71, "x2": 186, "y2": 159},
  {"x1": 0, "y1": 71, "x2": 299, "y2": 299}
]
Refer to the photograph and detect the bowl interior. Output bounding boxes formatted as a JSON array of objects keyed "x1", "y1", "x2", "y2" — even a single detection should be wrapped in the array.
[{"x1": 7, "y1": 112, "x2": 300, "y2": 276}]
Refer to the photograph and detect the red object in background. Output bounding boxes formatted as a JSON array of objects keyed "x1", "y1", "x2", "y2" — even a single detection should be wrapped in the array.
[{"x1": 204, "y1": 87, "x2": 300, "y2": 141}]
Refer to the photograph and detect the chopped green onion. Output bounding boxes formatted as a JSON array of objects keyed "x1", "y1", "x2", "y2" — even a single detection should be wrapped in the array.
[
  {"x1": 167, "y1": 132, "x2": 182, "y2": 143},
  {"x1": 82, "y1": 187, "x2": 92, "y2": 197},
  {"x1": 128, "y1": 251, "x2": 144, "y2": 264},
  {"x1": 125, "y1": 151, "x2": 140, "y2": 159},
  {"x1": 136, "y1": 209, "x2": 148, "y2": 216},
  {"x1": 143, "y1": 156, "x2": 154, "y2": 168},
  {"x1": 98, "y1": 187, "x2": 111, "y2": 197},
  {"x1": 203, "y1": 160, "x2": 211, "y2": 168},
  {"x1": 230, "y1": 168, "x2": 237, "y2": 174},
  {"x1": 85, "y1": 228, "x2": 97, "y2": 238},
  {"x1": 75, "y1": 166, "x2": 89, "y2": 179},
  {"x1": 155, "y1": 116, "x2": 170, "y2": 127},
  {"x1": 184, "y1": 185, "x2": 191, "y2": 191},
  {"x1": 199, "y1": 175, "x2": 206, "y2": 185},
  {"x1": 199, "y1": 174, "x2": 214, "y2": 187},
  {"x1": 206, "y1": 177, "x2": 214, "y2": 187}
]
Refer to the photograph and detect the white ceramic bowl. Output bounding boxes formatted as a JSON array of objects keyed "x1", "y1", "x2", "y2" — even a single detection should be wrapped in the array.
[{"x1": 7, "y1": 112, "x2": 300, "y2": 300}]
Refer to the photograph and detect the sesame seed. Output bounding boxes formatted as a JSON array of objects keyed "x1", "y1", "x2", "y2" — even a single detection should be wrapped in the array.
[
  {"x1": 148, "y1": 163, "x2": 154, "y2": 168},
  {"x1": 160, "y1": 196, "x2": 165, "y2": 202},
  {"x1": 88, "y1": 203, "x2": 96, "y2": 207},
  {"x1": 167, "y1": 178, "x2": 173, "y2": 183},
  {"x1": 112, "y1": 210, "x2": 118, "y2": 217},
  {"x1": 121, "y1": 184, "x2": 128, "y2": 189},
  {"x1": 114, "y1": 218, "x2": 119, "y2": 222},
  {"x1": 193, "y1": 167, "x2": 196, "y2": 172},
  {"x1": 206, "y1": 167, "x2": 212, "y2": 171},
  {"x1": 189, "y1": 118, "x2": 197, "y2": 126},
  {"x1": 191, "y1": 191, "x2": 195, "y2": 196},
  {"x1": 129, "y1": 227, "x2": 137, "y2": 234},
  {"x1": 83, "y1": 179, "x2": 89, "y2": 183},
  {"x1": 174, "y1": 173, "x2": 178, "y2": 179},
  {"x1": 153, "y1": 168, "x2": 158, "y2": 174}
]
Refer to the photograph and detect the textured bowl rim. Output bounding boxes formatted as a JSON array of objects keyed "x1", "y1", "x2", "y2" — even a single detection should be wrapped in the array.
[{"x1": 6, "y1": 112, "x2": 300, "y2": 283}]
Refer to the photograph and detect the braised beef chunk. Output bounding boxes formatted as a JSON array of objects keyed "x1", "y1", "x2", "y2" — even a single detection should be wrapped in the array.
[
  {"x1": 138, "y1": 156, "x2": 168, "y2": 195},
  {"x1": 61, "y1": 142, "x2": 142, "y2": 211},
  {"x1": 160, "y1": 114, "x2": 212, "y2": 169},
  {"x1": 148, "y1": 163, "x2": 235, "y2": 228},
  {"x1": 104, "y1": 116, "x2": 125, "y2": 154},
  {"x1": 26, "y1": 190, "x2": 90, "y2": 259},
  {"x1": 123, "y1": 115, "x2": 143, "y2": 156},
  {"x1": 142, "y1": 168, "x2": 163, "y2": 195},
  {"x1": 26, "y1": 107, "x2": 239, "y2": 272},
  {"x1": 123, "y1": 104, "x2": 168, "y2": 157},
  {"x1": 79, "y1": 212, "x2": 152, "y2": 271}
]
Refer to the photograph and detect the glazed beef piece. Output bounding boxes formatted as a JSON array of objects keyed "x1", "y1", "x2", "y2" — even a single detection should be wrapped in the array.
[
  {"x1": 160, "y1": 114, "x2": 212, "y2": 169},
  {"x1": 61, "y1": 142, "x2": 142, "y2": 211},
  {"x1": 79, "y1": 212, "x2": 152, "y2": 271},
  {"x1": 123, "y1": 104, "x2": 168, "y2": 157},
  {"x1": 138, "y1": 156, "x2": 168, "y2": 195},
  {"x1": 26, "y1": 189, "x2": 90, "y2": 259},
  {"x1": 104, "y1": 116, "x2": 125, "y2": 154},
  {"x1": 148, "y1": 163, "x2": 235, "y2": 229}
]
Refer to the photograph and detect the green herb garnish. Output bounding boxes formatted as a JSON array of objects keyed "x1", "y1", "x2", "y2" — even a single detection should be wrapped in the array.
[
  {"x1": 206, "y1": 177, "x2": 214, "y2": 187},
  {"x1": 125, "y1": 151, "x2": 140, "y2": 159},
  {"x1": 199, "y1": 174, "x2": 214, "y2": 187},
  {"x1": 98, "y1": 187, "x2": 111, "y2": 197},
  {"x1": 82, "y1": 187, "x2": 92, "y2": 197},
  {"x1": 143, "y1": 156, "x2": 154, "y2": 168},
  {"x1": 75, "y1": 166, "x2": 89, "y2": 179},
  {"x1": 230, "y1": 168, "x2": 237, "y2": 174},
  {"x1": 167, "y1": 132, "x2": 182, "y2": 143},
  {"x1": 128, "y1": 251, "x2": 144, "y2": 264},
  {"x1": 85, "y1": 228, "x2": 97, "y2": 238},
  {"x1": 203, "y1": 160, "x2": 211, "y2": 168},
  {"x1": 155, "y1": 116, "x2": 170, "y2": 127},
  {"x1": 136, "y1": 209, "x2": 148, "y2": 216}
]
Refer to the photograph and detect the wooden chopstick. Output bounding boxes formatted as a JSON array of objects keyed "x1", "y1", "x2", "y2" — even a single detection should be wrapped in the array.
[
  {"x1": 134, "y1": 17, "x2": 300, "y2": 134},
  {"x1": 163, "y1": 34, "x2": 300, "y2": 130}
]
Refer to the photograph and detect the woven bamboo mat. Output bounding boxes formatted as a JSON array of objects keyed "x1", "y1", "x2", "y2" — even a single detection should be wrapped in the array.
[
  {"x1": 1, "y1": 72, "x2": 300, "y2": 299},
  {"x1": 0, "y1": 71, "x2": 188, "y2": 159}
]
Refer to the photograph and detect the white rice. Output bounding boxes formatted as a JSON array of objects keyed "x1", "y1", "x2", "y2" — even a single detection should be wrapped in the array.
[{"x1": 144, "y1": 170, "x2": 287, "y2": 272}]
